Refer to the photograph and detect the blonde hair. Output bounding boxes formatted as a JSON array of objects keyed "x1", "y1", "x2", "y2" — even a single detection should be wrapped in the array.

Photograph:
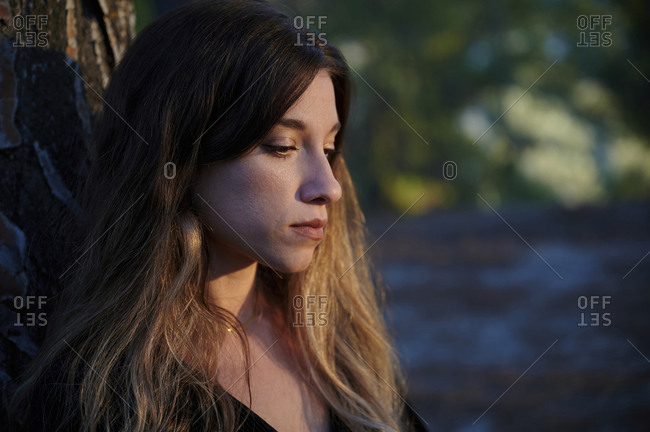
[{"x1": 10, "y1": 1, "x2": 407, "y2": 430}]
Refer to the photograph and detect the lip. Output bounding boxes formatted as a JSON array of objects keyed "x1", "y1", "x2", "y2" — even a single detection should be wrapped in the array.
[
  {"x1": 290, "y1": 225, "x2": 324, "y2": 240},
  {"x1": 291, "y1": 219, "x2": 327, "y2": 229},
  {"x1": 290, "y1": 219, "x2": 327, "y2": 241}
]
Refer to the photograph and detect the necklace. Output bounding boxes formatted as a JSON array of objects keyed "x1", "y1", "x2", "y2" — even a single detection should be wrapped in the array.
[
  {"x1": 225, "y1": 278, "x2": 264, "y2": 333},
  {"x1": 226, "y1": 310, "x2": 262, "y2": 332}
]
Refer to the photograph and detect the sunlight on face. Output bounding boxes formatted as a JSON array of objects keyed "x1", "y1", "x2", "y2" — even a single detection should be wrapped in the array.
[{"x1": 193, "y1": 70, "x2": 342, "y2": 274}]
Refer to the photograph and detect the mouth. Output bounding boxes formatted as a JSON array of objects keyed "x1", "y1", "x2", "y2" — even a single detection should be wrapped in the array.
[
  {"x1": 290, "y1": 219, "x2": 327, "y2": 241},
  {"x1": 291, "y1": 219, "x2": 327, "y2": 229}
]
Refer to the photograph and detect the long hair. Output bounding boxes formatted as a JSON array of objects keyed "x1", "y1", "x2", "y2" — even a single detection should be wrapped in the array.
[{"x1": 10, "y1": 1, "x2": 406, "y2": 430}]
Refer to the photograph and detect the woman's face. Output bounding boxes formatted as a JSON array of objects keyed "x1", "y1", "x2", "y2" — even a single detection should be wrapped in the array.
[{"x1": 193, "y1": 70, "x2": 342, "y2": 274}]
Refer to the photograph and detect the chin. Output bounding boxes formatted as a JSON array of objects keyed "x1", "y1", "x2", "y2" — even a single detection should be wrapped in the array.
[{"x1": 264, "y1": 250, "x2": 315, "y2": 274}]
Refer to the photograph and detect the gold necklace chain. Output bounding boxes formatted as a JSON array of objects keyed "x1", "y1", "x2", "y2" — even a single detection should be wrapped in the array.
[
  {"x1": 225, "y1": 277, "x2": 264, "y2": 333},
  {"x1": 226, "y1": 310, "x2": 262, "y2": 332}
]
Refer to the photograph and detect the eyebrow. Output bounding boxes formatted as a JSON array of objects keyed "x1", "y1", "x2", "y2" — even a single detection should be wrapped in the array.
[{"x1": 276, "y1": 118, "x2": 341, "y2": 134}]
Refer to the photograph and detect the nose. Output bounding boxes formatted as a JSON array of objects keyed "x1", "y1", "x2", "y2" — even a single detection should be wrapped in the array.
[{"x1": 298, "y1": 154, "x2": 342, "y2": 205}]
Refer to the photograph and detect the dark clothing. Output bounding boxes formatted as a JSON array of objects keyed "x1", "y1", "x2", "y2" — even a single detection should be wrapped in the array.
[
  {"x1": 224, "y1": 396, "x2": 428, "y2": 432},
  {"x1": 16, "y1": 361, "x2": 428, "y2": 432}
]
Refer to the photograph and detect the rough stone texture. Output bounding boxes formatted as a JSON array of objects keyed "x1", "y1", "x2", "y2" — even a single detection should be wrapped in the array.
[{"x1": 0, "y1": 0, "x2": 134, "y2": 421}]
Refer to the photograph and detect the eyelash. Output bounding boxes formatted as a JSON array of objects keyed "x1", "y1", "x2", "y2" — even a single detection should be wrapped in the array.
[{"x1": 264, "y1": 145, "x2": 341, "y2": 162}]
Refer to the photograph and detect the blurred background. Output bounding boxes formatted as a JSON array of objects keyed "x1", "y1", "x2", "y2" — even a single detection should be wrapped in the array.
[
  {"x1": 132, "y1": 0, "x2": 650, "y2": 430},
  {"x1": 139, "y1": 0, "x2": 650, "y2": 212}
]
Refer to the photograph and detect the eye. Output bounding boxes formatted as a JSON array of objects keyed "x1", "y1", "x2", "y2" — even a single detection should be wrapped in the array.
[
  {"x1": 263, "y1": 144, "x2": 298, "y2": 159},
  {"x1": 324, "y1": 147, "x2": 341, "y2": 163}
]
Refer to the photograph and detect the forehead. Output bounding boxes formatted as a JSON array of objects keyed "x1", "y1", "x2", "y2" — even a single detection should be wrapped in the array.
[{"x1": 281, "y1": 70, "x2": 338, "y2": 126}]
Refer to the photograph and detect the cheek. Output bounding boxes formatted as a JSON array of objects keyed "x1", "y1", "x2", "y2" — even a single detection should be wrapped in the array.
[
  {"x1": 197, "y1": 160, "x2": 293, "y2": 235},
  {"x1": 233, "y1": 162, "x2": 291, "y2": 223},
  {"x1": 239, "y1": 166, "x2": 285, "y2": 213}
]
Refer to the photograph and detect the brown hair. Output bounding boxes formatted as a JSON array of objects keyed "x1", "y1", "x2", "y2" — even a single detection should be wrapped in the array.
[{"x1": 10, "y1": 1, "x2": 406, "y2": 430}]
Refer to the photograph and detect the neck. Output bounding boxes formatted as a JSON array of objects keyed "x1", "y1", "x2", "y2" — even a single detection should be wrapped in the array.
[{"x1": 203, "y1": 238, "x2": 260, "y2": 324}]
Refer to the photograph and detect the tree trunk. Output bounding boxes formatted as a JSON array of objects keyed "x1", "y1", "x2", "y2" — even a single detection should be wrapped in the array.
[{"x1": 0, "y1": 0, "x2": 135, "y2": 421}]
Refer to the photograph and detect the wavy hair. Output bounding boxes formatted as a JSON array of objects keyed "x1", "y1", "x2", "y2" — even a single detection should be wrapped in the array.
[{"x1": 10, "y1": 1, "x2": 407, "y2": 431}]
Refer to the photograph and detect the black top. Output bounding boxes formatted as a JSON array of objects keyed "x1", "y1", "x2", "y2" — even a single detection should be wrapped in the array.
[
  {"x1": 227, "y1": 396, "x2": 427, "y2": 432},
  {"x1": 14, "y1": 361, "x2": 428, "y2": 432}
]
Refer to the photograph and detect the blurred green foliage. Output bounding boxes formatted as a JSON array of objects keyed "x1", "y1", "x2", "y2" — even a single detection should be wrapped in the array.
[
  {"x1": 134, "y1": 0, "x2": 650, "y2": 213},
  {"x1": 133, "y1": 0, "x2": 156, "y2": 32}
]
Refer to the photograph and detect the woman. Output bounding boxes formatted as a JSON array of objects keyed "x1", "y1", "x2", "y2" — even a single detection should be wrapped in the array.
[{"x1": 10, "y1": 1, "x2": 427, "y2": 431}]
